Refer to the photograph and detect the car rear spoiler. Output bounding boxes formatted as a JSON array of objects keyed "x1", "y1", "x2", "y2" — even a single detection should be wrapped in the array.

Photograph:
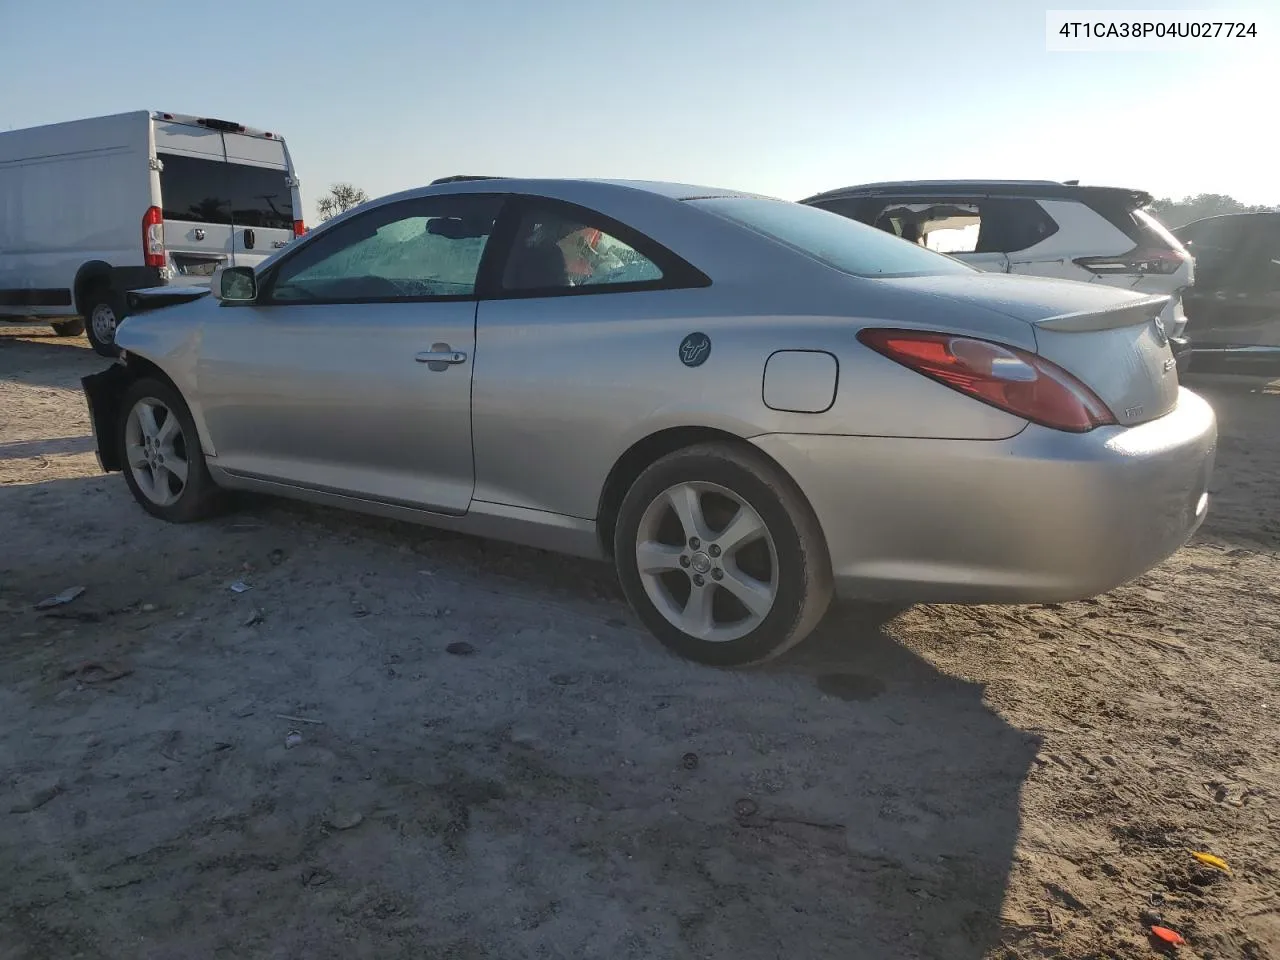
[
  {"x1": 1035, "y1": 295, "x2": 1169, "y2": 333},
  {"x1": 125, "y1": 286, "x2": 211, "y2": 314}
]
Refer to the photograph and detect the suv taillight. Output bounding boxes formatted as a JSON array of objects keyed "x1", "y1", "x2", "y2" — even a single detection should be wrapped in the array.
[
  {"x1": 142, "y1": 206, "x2": 165, "y2": 268},
  {"x1": 1074, "y1": 247, "x2": 1188, "y2": 276},
  {"x1": 293, "y1": 219, "x2": 306, "y2": 237}
]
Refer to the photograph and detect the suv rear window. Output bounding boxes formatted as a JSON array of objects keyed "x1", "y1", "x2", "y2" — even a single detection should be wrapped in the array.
[
  {"x1": 690, "y1": 197, "x2": 974, "y2": 278},
  {"x1": 158, "y1": 152, "x2": 294, "y2": 230},
  {"x1": 1086, "y1": 191, "x2": 1184, "y2": 252}
]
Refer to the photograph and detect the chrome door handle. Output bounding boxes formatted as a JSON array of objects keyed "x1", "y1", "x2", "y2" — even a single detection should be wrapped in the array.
[{"x1": 415, "y1": 350, "x2": 467, "y2": 364}]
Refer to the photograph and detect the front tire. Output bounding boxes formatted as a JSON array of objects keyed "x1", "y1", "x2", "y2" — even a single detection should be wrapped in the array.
[
  {"x1": 118, "y1": 378, "x2": 224, "y2": 522},
  {"x1": 83, "y1": 284, "x2": 124, "y2": 357},
  {"x1": 614, "y1": 443, "x2": 833, "y2": 666},
  {"x1": 50, "y1": 318, "x2": 85, "y2": 337}
]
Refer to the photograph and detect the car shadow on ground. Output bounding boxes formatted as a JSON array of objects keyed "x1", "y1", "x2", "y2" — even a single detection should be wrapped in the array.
[{"x1": 1, "y1": 475, "x2": 1036, "y2": 959}]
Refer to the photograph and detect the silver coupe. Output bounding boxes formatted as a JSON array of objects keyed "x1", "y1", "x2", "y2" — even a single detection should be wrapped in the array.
[{"x1": 82, "y1": 178, "x2": 1217, "y2": 665}]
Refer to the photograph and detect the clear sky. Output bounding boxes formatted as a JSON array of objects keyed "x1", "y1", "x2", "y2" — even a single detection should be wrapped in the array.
[{"x1": 1, "y1": 0, "x2": 1274, "y2": 221}]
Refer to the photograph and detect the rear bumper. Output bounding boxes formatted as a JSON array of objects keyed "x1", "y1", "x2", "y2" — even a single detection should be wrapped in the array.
[{"x1": 752, "y1": 387, "x2": 1217, "y2": 604}]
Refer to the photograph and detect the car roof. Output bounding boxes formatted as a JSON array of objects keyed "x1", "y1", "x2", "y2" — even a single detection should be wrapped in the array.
[
  {"x1": 420, "y1": 176, "x2": 764, "y2": 202},
  {"x1": 800, "y1": 179, "x2": 1152, "y2": 206}
]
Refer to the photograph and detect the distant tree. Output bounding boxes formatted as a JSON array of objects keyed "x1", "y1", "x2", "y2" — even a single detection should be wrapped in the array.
[
  {"x1": 316, "y1": 183, "x2": 370, "y2": 221},
  {"x1": 1147, "y1": 193, "x2": 1277, "y2": 227}
]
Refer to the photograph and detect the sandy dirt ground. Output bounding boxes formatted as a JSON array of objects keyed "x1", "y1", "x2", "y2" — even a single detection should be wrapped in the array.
[{"x1": 1, "y1": 326, "x2": 1277, "y2": 960}]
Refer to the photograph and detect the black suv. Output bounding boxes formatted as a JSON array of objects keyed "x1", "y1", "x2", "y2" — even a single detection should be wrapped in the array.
[{"x1": 1173, "y1": 212, "x2": 1280, "y2": 373}]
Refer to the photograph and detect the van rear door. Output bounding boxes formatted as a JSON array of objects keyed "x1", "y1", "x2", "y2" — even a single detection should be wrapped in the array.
[
  {"x1": 154, "y1": 120, "x2": 233, "y2": 283},
  {"x1": 221, "y1": 132, "x2": 296, "y2": 264},
  {"x1": 154, "y1": 122, "x2": 297, "y2": 282}
]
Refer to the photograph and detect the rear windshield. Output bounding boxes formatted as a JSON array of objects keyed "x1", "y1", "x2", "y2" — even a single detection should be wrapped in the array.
[
  {"x1": 689, "y1": 197, "x2": 975, "y2": 278},
  {"x1": 1086, "y1": 192, "x2": 1187, "y2": 253},
  {"x1": 158, "y1": 152, "x2": 294, "y2": 230}
]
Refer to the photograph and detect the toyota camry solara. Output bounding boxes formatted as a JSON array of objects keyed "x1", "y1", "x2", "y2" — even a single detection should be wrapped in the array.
[{"x1": 82, "y1": 178, "x2": 1217, "y2": 665}]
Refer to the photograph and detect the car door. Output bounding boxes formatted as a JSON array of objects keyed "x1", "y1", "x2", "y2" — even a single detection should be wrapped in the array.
[
  {"x1": 196, "y1": 192, "x2": 506, "y2": 514},
  {"x1": 470, "y1": 195, "x2": 712, "y2": 518}
]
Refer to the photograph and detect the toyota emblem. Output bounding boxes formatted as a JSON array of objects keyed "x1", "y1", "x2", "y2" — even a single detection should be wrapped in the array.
[{"x1": 194, "y1": 228, "x2": 206, "y2": 241}]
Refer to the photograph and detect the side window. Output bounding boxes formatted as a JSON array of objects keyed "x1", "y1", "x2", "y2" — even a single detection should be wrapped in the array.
[
  {"x1": 1178, "y1": 217, "x2": 1247, "y2": 280},
  {"x1": 500, "y1": 201, "x2": 666, "y2": 293},
  {"x1": 980, "y1": 199, "x2": 1059, "y2": 252},
  {"x1": 266, "y1": 194, "x2": 503, "y2": 303},
  {"x1": 870, "y1": 200, "x2": 982, "y2": 252},
  {"x1": 868, "y1": 198, "x2": 1058, "y2": 255}
]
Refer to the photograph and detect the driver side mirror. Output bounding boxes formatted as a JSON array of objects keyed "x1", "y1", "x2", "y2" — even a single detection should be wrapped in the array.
[{"x1": 217, "y1": 266, "x2": 258, "y2": 303}]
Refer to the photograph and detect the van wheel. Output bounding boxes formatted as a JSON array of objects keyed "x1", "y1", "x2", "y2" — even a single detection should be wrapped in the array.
[
  {"x1": 50, "y1": 319, "x2": 85, "y2": 337},
  {"x1": 119, "y1": 378, "x2": 224, "y2": 523},
  {"x1": 614, "y1": 443, "x2": 833, "y2": 666},
  {"x1": 83, "y1": 284, "x2": 124, "y2": 357}
]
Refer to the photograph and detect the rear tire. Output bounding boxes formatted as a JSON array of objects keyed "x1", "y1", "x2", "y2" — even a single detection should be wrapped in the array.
[
  {"x1": 614, "y1": 442, "x2": 833, "y2": 666},
  {"x1": 83, "y1": 283, "x2": 124, "y2": 357},
  {"x1": 118, "y1": 377, "x2": 224, "y2": 523},
  {"x1": 50, "y1": 318, "x2": 85, "y2": 337}
]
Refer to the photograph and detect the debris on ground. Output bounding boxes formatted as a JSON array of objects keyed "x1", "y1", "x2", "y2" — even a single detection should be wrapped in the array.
[
  {"x1": 61, "y1": 661, "x2": 132, "y2": 684},
  {"x1": 445, "y1": 641, "x2": 475, "y2": 656},
  {"x1": 1190, "y1": 851, "x2": 1232, "y2": 874},
  {"x1": 1151, "y1": 924, "x2": 1186, "y2": 947},
  {"x1": 9, "y1": 783, "x2": 62, "y2": 814},
  {"x1": 243, "y1": 609, "x2": 265, "y2": 627},
  {"x1": 284, "y1": 731, "x2": 303, "y2": 749},
  {"x1": 35, "y1": 586, "x2": 84, "y2": 609},
  {"x1": 681, "y1": 752, "x2": 699, "y2": 770},
  {"x1": 324, "y1": 811, "x2": 364, "y2": 831},
  {"x1": 229, "y1": 581, "x2": 251, "y2": 594},
  {"x1": 275, "y1": 714, "x2": 323, "y2": 725}
]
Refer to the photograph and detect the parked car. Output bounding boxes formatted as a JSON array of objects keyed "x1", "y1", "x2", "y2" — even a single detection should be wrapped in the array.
[
  {"x1": 1173, "y1": 212, "x2": 1280, "y2": 373},
  {"x1": 82, "y1": 179, "x2": 1215, "y2": 665},
  {"x1": 800, "y1": 180, "x2": 1194, "y2": 371},
  {"x1": 0, "y1": 110, "x2": 304, "y2": 355}
]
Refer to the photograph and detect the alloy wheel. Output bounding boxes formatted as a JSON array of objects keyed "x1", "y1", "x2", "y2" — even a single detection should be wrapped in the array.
[
  {"x1": 634, "y1": 481, "x2": 778, "y2": 643},
  {"x1": 124, "y1": 398, "x2": 190, "y2": 507}
]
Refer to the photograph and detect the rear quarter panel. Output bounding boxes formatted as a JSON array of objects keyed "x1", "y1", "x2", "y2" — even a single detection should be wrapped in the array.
[{"x1": 472, "y1": 278, "x2": 1034, "y2": 520}]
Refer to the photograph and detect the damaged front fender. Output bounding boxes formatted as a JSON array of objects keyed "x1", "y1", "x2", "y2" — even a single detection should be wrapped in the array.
[{"x1": 81, "y1": 363, "x2": 135, "y2": 472}]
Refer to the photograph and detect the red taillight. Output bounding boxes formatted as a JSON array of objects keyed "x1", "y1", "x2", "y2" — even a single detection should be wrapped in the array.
[
  {"x1": 1074, "y1": 247, "x2": 1188, "y2": 276},
  {"x1": 142, "y1": 206, "x2": 165, "y2": 268},
  {"x1": 856, "y1": 329, "x2": 1117, "y2": 433},
  {"x1": 293, "y1": 219, "x2": 306, "y2": 237}
]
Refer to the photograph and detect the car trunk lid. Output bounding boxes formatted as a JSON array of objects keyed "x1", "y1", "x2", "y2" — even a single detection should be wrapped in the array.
[
  {"x1": 879, "y1": 273, "x2": 1181, "y2": 426},
  {"x1": 1032, "y1": 294, "x2": 1178, "y2": 426}
]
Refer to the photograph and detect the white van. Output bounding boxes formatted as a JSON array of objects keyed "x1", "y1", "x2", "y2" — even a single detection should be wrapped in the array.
[{"x1": 0, "y1": 110, "x2": 304, "y2": 355}]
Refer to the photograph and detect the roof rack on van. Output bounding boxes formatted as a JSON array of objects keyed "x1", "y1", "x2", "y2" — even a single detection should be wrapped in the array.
[{"x1": 430, "y1": 175, "x2": 502, "y2": 185}]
